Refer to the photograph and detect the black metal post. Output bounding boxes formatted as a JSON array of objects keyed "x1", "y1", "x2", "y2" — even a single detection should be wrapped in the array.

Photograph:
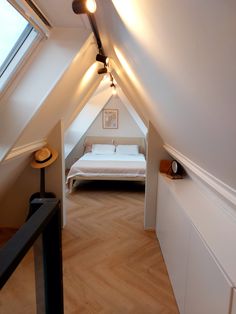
[
  {"x1": 0, "y1": 198, "x2": 64, "y2": 314},
  {"x1": 40, "y1": 168, "x2": 45, "y2": 197},
  {"x1": 42, "y1": 201, "x2": 63, "y2": 314},
  {"x1": 31, "y1": 199, "x2": 64, "y2": 314},
  {"x1": 34, "y1": 234, "x2": 46, "y2": 314}
]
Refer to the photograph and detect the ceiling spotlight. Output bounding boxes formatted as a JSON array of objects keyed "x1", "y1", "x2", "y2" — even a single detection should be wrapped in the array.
[
  {"x1": 96, "y1": 53, "x2": 109, "y2": 65},
  {"x1": 98, "y1": 67, "x2": 107, "y2": 74},
  {"x1": 112, "y1": 87, "x2": 117, "y2": 96},
  {"x1": 86, "y1": 0, "x2": 97, "y2": 13},
  {"x1": 72, "y1": 0, "x2": 97, "y2": 14},
  {"x1": 110, "y1": 82, "x2": 117, "y2": 95}
]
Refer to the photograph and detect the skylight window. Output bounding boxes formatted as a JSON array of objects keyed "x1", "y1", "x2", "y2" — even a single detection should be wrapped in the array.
[{"x1": 0, "y1": 0, "x2": 39, "y2": 90}]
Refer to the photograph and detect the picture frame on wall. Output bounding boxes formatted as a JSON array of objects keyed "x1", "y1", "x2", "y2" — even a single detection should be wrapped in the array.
[{"x1": 103, "y1": 109, "x2": 118, "y2": 129}]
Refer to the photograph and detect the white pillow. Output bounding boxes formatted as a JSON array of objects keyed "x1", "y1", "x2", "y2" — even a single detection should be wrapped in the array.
[
  {"x1": 92, "y1": 144, "x2": 115, "y2": 154},
  {"x1": 116, "y1": 144, "x2": 139, "y2": 155}
]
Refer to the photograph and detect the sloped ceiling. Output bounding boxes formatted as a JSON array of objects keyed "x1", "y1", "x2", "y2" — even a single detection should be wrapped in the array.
[
  {"x1": 64, "y1": 77, "x2": 112, "y2": 158},
  {"x1": 15, "y1": 33, "x2": 102, "y2": 148},
  {"x1": 64, "y1": 77, "x2": 148, "y2": 159},
  {"x1": 1, "y1": 0, "x2": 235, "y2": 197},
  {"x1": 86, "y1": 93, "x2": 145, "y2": 138},
  {"x1": 117, "y1": 87, "x2": 147, "y2": 136},
  {"x1": 34, "y1": 0, "x2": 90, "y2": 28},
  {"x1": 0, "y1": 27, "x2": 93, "y2": 160},
  {"x1": 94, "y1": 0, "x2": 236, "y2": 189},
  {"x1": 0, "y1": 28, "x2": 100, "y2": 201}
]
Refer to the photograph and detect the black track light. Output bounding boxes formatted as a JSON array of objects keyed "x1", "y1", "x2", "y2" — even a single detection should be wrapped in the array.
[
  {"x1": 98, "y1": 67, "x2": 108, "y2": 75},
  {"x1": 72, "y1": 0, "x2": 97, "y2": 14},
  {"x1": 96, "y1": 53, "x2": 109, "y2": 65},
  {"x1": 110, "y1": 83, "x2": 117, "y2": 95}
]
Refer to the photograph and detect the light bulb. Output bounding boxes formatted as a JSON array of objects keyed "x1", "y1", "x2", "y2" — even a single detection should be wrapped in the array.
[
  {"x1": 86, "y1": 0, "x2": 97, "y2": 13},
  {"x1": 105, "y1": 57, "x2": 109, "y2": 66},
  {"x1": 103, "y1": 73, "x2": 109, "y2": 80},
  {"x1": 112, "y1": 86, "x2": 117, "y2": 95}
]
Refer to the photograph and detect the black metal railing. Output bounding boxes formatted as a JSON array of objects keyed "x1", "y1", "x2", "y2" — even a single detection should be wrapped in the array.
[{"x1": 0, "y1": 198, "x2": 64, "y2": 314}]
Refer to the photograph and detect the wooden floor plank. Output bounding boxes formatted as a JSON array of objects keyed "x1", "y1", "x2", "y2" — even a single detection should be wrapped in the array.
[
  {"x1": 63, "y1": 181, "x2": 179, "y2": 314},
  {"x1": 0, "y1": 181, "x2": 179, "y2": 313}
]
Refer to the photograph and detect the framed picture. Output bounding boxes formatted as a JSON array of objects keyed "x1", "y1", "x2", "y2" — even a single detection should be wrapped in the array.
[{"x1": 103, "y1": 109, "x2": 118, "y2": 129}]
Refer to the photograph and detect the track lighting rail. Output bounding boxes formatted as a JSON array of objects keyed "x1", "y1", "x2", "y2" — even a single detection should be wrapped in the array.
[{"x1": 72, "y1": 0, "x2": 116, "y2": 92}]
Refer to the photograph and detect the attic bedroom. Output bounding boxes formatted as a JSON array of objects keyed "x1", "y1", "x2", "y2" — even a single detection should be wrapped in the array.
[{"x1": 0, "y1": 1, "x2": 236, "y2": 314}]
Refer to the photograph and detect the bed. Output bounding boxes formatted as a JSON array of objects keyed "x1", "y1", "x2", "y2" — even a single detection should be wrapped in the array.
[{"x1": 66, "y1": 137, "x2": 146, "y2": 192}]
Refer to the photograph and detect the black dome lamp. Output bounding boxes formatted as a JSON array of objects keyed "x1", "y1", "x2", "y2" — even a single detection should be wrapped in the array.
[
  {"x1": 72, "y1": 0, "x2": 106, "y2": 57},
  {"x1": 96, "y1": 53, "x2": 109, "y2": 66},
  {"x1": 98, "y1": 67, "x2": 108, "y2": 74},
  {"x1": 72, "y1": 0, "x2": 97, "y2": 14}
]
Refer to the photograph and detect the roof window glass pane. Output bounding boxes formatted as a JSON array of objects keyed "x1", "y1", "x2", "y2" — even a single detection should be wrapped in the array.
[
  {"x1": 0, "y1": 0, "x2": 40, "y2": 91},
  {"x1": 0, "y1": 0, "x2": 29, "y2": 67}
]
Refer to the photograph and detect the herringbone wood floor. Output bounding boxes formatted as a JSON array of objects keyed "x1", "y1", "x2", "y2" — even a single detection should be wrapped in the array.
[
  {"x1": 0, "y1": 181, "x2": 179, "y2": 313},
  {"x1": 64, "y1": 181, "x2": 178, "y2": 313}
]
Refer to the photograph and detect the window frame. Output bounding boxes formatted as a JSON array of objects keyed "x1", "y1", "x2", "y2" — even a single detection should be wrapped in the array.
[
  {"x1": 0, "y1": 23, "x2": 34, "y2": 77},
  {"x1": 0, "y1": 0, "x2": 47, "y2": 95}
]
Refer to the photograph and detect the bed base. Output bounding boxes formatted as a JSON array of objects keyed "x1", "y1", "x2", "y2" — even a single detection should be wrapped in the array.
[{"x1": 68, "y1": 176, "x2": 145, "y2": 193}]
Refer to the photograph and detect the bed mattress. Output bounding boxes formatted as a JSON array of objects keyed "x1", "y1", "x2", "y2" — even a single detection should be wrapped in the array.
[{"x1": 67, "y1": 153, "x2": 146, "y2": 181}]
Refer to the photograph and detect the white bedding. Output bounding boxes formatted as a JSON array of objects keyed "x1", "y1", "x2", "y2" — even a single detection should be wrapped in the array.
[{"x1": 67, "y1": 152, "x2": 146, "y2": 183}]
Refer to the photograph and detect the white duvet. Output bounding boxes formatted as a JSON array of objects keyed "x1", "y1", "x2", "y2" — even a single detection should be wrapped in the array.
[{"x1": 67, "y1": 153, "x2": 146, "y2": 181}]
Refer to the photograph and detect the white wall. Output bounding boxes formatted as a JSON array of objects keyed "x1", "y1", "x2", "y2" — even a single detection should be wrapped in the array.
[
  {"x1": 65, "y1": 132, "x2": 87, "y2": 170},
  {"x1": 87, "y1": 95, "x2": 144, "y2": 138},
  {"x1": 96, "y1": 0, "x2": 236, "y2": 192},
  {"x1": 0, "y1": 160, "x2": 39, "y2": 227},
  {"x1": 144, "y1": 121, "x2": 169, "y2": 229},
  {"x1": 0, "y1": 121, "x2": 65, "y2": 228}
]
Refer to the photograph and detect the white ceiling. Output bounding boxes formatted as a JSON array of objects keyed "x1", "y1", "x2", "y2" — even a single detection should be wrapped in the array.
[{"x1": 34, "y1": 0, "x2": 90, "y2": 28}]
